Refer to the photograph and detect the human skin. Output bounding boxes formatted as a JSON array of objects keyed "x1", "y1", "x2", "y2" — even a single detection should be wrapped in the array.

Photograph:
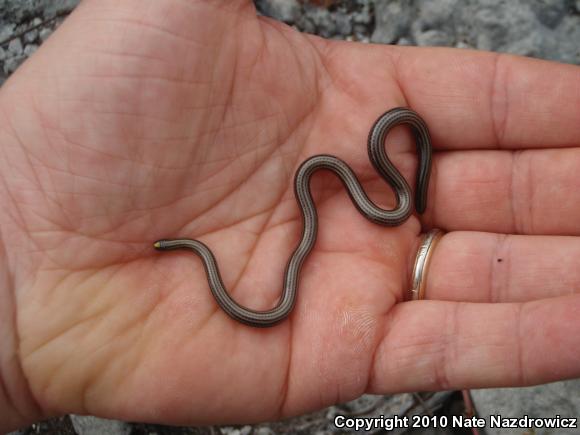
[{"x1": 0, "y1": 0, "x2": 579, "y2": 431}]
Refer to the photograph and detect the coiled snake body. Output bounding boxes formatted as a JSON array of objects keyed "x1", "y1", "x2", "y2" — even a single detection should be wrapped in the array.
[{"x1": 154, "y1": 107, "x2": 432, "y2": 327}]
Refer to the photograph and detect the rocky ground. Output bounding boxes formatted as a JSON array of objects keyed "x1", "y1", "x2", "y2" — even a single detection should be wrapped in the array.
[
  {"x1": 2, "y1": 1, "x2": 580, "y2": 434},
  {"x1": 256, "y1": 0, "x2": 580, "y2": 64},
  {"x1": 1, "y1": 0, "x2": 579, "y2": 83}
]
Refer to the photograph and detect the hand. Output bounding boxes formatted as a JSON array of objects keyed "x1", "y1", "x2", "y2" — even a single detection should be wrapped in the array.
[{"x1": 1, "y1": 0, "x2": 579, "y2": 431}]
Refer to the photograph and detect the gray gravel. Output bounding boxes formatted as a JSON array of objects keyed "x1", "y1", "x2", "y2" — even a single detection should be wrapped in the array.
[
  {"x1": 69, "y1": 415, "x2": 131, "y2": 435},
  {"x1": 257, "y1": 0, "x2": 580, "y2": 65},
  {"x1": 0, "y1": 0, "x2": 79, "y2": 80},
  {"x1": 472, "y1": 380, "x2": 580, "y2": 435},
  {"x1": 1, "y1": 0, "x2": 579, "y2": 83},
  {"x1": 2, "y1": 0, "x2": 580, "y2": 434}
]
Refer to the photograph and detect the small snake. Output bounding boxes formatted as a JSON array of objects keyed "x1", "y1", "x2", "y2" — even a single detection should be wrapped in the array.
[{"x1": 154, "y1": 107, "x2": 432, "y2": 327}]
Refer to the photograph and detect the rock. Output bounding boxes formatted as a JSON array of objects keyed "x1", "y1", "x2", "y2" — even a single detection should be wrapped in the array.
[
  {"x1": 455, "y1": 40, "x2": 473, "y2": 49},
  {"x1": 472, "y1": 380, "x2": 580, "y2": 435},
  {"x1": 305, "y1": 4, "x2": 336, "y2": 38},
  {"x1": 353, "y1": 23, "x2": 368, "y2": 34},
  {"x1": 0, "y1": 0, "x2": 36, "y2": 23},
  {"x1": 415, "y1": 0, "x2": 459, "y2": 29},
  {"x1": 0, "y1": 46, "x2": 6, "y2": 61},
  {"x1": 44, "y1": 0, "x2": 81, "y2": 18},
  {"x1": 473, "y1": 8, "x2": 511, "y2": 51},
  {"x1": 352, "y1": 4, "x2": 371, "y2": 24},
  {"x1": 254, "y1": 428, "x2": 275, "y2": 435},
  {"x1": 23, "y1": 43, "x2": 38, "y2": 56},
  {"x1": 7, "y1": 37, "x2": 22, "y2": 55},
  {"x1": 239, "y1": 425, "x2": 252, "y2": 435},
  {"x1": 397, "y1": 37, "x2": 413, "y2": 45},
  {"x1": 552, "y1": 15, "x2": 580, "y2": 64},
  {"x1": 472, "y1": 5, "x2": 539, "y2": 52},
  {"x1": 39, "y1": 27, "x2": 52, "y2": 42},
  {"x1": 414, "y1": 29, "x2": 454, "y2": 46},
  {"x1": 3, "y1": 54, "x2": 25, "y2": 74},
  {"x1": 371, "y1": 0, "x2": 413, "y2": 44},
  {"x1": 295, "y1": 14, "x2": 315, "y2": 34},
  {"x1": 0, "y1": 23, "x2": 16, "y2": 43},
  {"x1": 504, "y1": 32, "x2": 550, "y2": 57},
  {"x1": 13, "y1": 22, "x2": 28, "y2": 36},
  {"x1": 256, "y1": 0, "x2": 300, "y2": 24},
  {"x1": 24, "y1": 28, "x2": 38, "y2": 44},
  {"x1": 530, "y1": 0, "x2": 568, "y2": 29},
  {"x1": 334, "y1": 11, "x2": 352, "y2": 36},
  {"x1": 22, "y1": 18, "x2": 42, "y2": 44},
  {"x1": 69, "y1": 415, "x2": 131, "y2": 435}
]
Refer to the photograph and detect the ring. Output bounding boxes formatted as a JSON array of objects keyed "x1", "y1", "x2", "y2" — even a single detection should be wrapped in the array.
[{"x1": 409, "y1": 229, "x2": 444, "y2": 301}]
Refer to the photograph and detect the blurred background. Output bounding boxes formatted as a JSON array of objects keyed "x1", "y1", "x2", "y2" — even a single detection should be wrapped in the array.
[{"x1": 2, "y1": 0, "x2": 579, "y2": 434}]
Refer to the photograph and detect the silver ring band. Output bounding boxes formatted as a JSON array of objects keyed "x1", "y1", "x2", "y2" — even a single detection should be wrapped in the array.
[{"x1": 409, "y1": 229, "x2": 444, "y2": 300}]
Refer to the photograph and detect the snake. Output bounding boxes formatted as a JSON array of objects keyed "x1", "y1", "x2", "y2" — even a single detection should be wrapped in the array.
[{"x1": 153, "y1": 107, "x2": 433, "y2": 327}]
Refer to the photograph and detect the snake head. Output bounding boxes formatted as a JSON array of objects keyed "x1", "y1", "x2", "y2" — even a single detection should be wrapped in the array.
[{"x1": 153, "y1": 240, "x2": 171, "y2": 250}]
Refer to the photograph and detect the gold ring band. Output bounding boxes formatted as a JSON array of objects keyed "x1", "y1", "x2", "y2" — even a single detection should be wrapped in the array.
[{"x1": 409, "y1": 229, "x2": 444, "y2": 300}]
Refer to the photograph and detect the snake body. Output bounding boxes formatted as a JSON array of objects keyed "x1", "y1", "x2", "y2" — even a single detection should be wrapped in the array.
[{"x1": 154, "y1": 107, "x2": 432, "y2": 327}]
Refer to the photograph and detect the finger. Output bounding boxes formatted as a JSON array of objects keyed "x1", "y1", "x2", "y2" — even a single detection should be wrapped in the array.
[
  {"x1": 392, "y1": 46, "x2": 580, "y2": 150},
  {"x1": 426, "y1": 147, "x2": 580, "y2": 235},
  {"x1": 413, "y1": 231, "x2": 580, "y2": 303},
  {"x1": 369, "y1": 296, "x2": 580, "y2": 393}
]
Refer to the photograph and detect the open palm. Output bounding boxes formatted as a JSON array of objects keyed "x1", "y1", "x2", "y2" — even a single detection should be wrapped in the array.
[{"x1": 1, "y1": 0, "x2": 579, "y2": 429}]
